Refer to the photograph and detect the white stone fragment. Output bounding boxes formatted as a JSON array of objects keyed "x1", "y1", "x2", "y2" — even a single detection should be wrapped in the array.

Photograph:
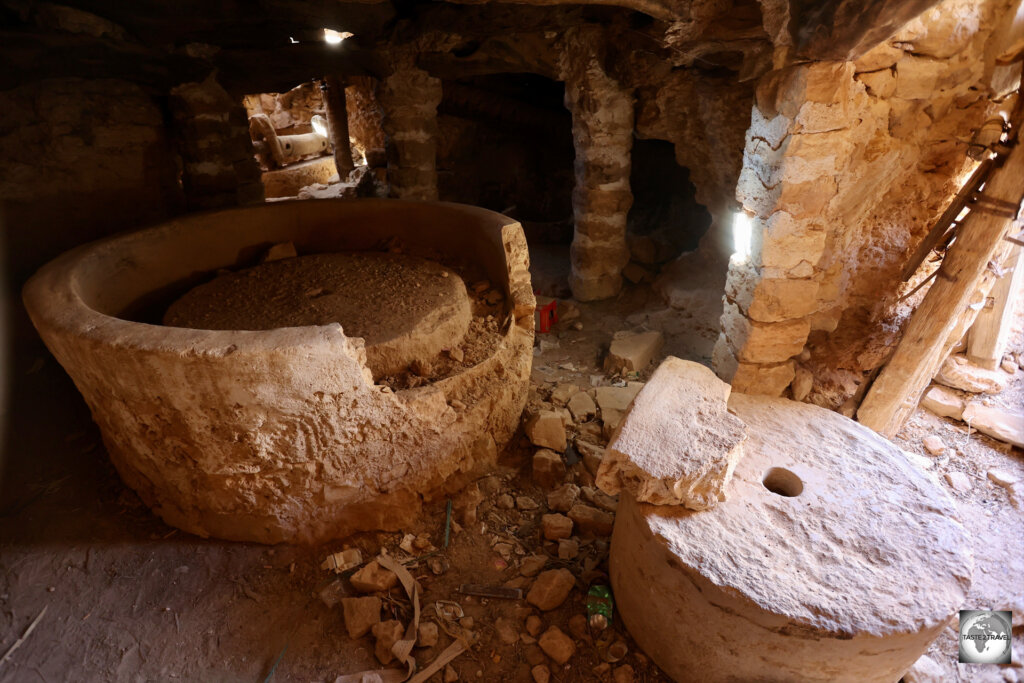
[
  {"x1": 596, "y1": 358, "x2": 747, "y2": 510},
  {"x1": 962, "y1": 402, "x2": 1024, "y2": 448}
]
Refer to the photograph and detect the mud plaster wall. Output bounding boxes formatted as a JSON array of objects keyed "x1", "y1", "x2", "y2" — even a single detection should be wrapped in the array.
[{"x1": 715, "y1": 0, "x2": 1019, "y2": 404}]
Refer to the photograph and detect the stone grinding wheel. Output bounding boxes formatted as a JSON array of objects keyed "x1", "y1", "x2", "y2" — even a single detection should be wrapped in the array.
[
  {"x1": 164, "y1": 251, "x2": 473, "y2": 378},
  {"x1": 610, "y1": 394, "x2": 972, "y2": 683}
]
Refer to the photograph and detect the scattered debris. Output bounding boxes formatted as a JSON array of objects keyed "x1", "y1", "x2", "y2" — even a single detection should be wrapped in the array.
[
  {"x1": 457, "y1": 584, "x2": 523, "y2": 600},
  {"x1": 321, "y1": 548, "x2": 363, "y2": 573}
]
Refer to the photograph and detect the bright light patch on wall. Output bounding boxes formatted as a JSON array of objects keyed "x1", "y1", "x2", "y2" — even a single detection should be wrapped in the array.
[
  {"x1": 733, "y1": 211, "x2": 752, "y2": 261},
  {"x1": 311, "y1": 115, "x2": 328, "y2": 138},
  {"x1": 323, "y1": 28, "x2": 353, "y2": 44}
]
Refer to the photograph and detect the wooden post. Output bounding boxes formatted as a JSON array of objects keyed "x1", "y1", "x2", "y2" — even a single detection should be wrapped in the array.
[
  {"x1": 857, "y1": 135, "x2": 1024, "y2": 436},
  {"x1": 968, "y1": 244, "x2": 1024, "y2": 369},
  {"x1": 324, "y1": 75, "x2": 355, "y2": 178}
]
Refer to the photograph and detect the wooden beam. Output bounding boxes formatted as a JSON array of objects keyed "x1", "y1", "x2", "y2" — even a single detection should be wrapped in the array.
[
  {"x1": 858, "y1": 133, "x2": 1024, "y2": 436},
  {"x1": 324, "y1": 75, "x2": 355, "y2": 178},
  {"x1": 967, "y1": 245, "x2": 1024, "y2": 369}
]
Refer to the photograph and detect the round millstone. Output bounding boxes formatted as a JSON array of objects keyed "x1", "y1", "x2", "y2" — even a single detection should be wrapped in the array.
[
  {"x1": 164, "y1": 251, "x2": 472, "y2": 378},
  {"x1": 610, "y1": 393, "x2": 972, "y2": 683}
]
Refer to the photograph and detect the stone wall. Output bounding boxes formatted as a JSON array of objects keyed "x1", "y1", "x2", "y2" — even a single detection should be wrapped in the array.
[
  {"x1": 715, "y1": 0, "x2": 1017, "y2": 400},
  {"x1": 378, "y1": 67, "x2": 443, "y2": 200},
  {"x1": 170, "y1": 73, "x2": 265, "y2": 211},
  {"x1": 241, "y1": 81, "x2": 325, "y2": 135},
  {"x1": 0, "y1": 77, "x2": 182, "y2": 305}
]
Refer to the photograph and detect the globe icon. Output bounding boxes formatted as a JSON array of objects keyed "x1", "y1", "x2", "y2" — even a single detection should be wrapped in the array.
[{"x1": 959, "y1": 611, "x2": 1012, "y2": 664}]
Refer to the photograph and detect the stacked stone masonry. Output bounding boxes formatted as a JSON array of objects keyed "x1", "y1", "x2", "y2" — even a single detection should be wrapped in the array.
[
  {"x1": 715, "y1": 0, "x2": 1018, "y2": 399},
  {"x1": 561, "y1": 28, "x2": 636, "y2": 302},
  {"x1": 378, "y1": 67, "x2": 443, "y2": 201},
  {"x1": 170, "y1": 73, "x2": 264, "y2": 210}
]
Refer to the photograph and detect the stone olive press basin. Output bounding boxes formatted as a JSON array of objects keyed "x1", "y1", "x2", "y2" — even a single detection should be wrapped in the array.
[{"x1": 23, "y1": 199, "x2": 536, "y2": 544}]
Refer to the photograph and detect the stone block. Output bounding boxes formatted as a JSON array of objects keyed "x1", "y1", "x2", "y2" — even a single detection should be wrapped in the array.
[
  {"x1": 604, "y1": 331, "x2": 665, "y2": 373},
  {"x1": 919, "y1": 385, "x2": 964, "y2": 420},
  {"x1": 597, "y1": 357, "x2": 747, "y2": 510},
  {"x1": 595, "y1": 383, "x2": 645, "y2": 433},
  {"x1": 721, "y1": 302, "x2": 808, "y2": 363},
  {"x1": 962, "y1": 403, "x2": 1024, "y2": 449},
  {"x1": 747, "y1": 277, "x2": 821, "y2": 323},
  {"x1": 526, "y1": 411, "x2": 568, "y2": 452},
  {"x1": 526, "y1": 569, "x2": 575, "y2": 611},
  {"x1": 730, "y1": 360, "x2": 796, "y2": 396},
  {"x1": 935, "y1": 354, "x2": 1009, "y2": 394}
]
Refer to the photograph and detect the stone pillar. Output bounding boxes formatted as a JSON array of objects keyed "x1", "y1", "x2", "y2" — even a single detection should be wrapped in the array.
[
  {"x1": 562, "y1": 38, "x2": 635, "y2": 301},
  {"x1": 714, "y1": 62, "x2": 859, "y2": 395},
  {"x1": 169, "y1": 72, "x2": 263, "y2": 210},
  {"x1": 377, "y1": 67, "x2": 442, "y2": 200}
]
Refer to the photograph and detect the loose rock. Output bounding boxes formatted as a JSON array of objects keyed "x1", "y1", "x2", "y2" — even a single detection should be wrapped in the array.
[
  {"x1": 542, "y1": 513, "x2": 574, "y2": 540},
  {"x1": 944, "y1": 471, "x2": 971, "y2": 493},
  {"x1": 919, "y1": 385, "x2": 964, "y2": 420},
  {"x1": 350, "y1": 560, "x2": 398, "y2": 593},
  {"x1": 558, "y1": 538, "x2": 580, "y2": 559},
  {"x1": 533, "y1": 449, "x2": 567, "y2": 489},
  {"x1": 520, "y1": 555, "x2": 547, "y2": 577},
  {"x1": 525, "y1": 411, "x2": 567, "y2": 451},
  {"x1": 935, "y1": 354, "x2": 1009, "y2": 394},
  {"x1": 595, "y1": 383, "x2": 644, "y2": 435},
  {"x1": 444, "y1": 664, "x2": 459, "y2": 682},
  {"x1": 568, "y1": 392, "x2": 597, "y2": 422},
  {"x1": 342, "y1": 596, "x2": 381, "y2": 639},
  {"x1": 372, "y1": 619, "x2": 405, "y2": 664},
  {"x1": 526, "y1": 614, "x2": 543, "y2": 637},
  {"x1": 547, "y1": 483, "x2": 581, "y2": 512},
  {"x1": 922, "y1": 435, "x2": 945, "y2": 456},
  {"x1": 987, "y1": 469, "x2": 1018, "y2": 488},
  {"x1": 526, "y1": 569, "x2": 575, "y2": 611},
  {"x1": 962, "y1": 402, "x2": 1024, "y2": 448},
  {"x1": 604, "y1": 331, "x2": 665, "y2": 373},
  {"x1": 417, "y1": 621, "x2": 438, "y2": 648},
  {"x1": 613, "y1": 665, "x2": 636, "y2": 683},
  {"x1": 538, "y1": 626, "x2": 576, "y2": 664},
  {"x1": 550, "y1": 383, "x2": 578, "y2": 407},
  {"x1": 568, "y1": 503, "x2": 614, "y2": 536},
  {"x1": 531, "y1": 664, "x2": 551, "y2": 683}
]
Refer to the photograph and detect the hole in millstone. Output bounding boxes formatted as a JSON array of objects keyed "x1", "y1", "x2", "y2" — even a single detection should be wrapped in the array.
[{"x1": 762, "y1": 467, "x2": 803, "y2": 497}]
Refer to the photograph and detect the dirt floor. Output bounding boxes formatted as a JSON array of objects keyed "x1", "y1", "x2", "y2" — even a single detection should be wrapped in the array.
[{"x1": 0, "y1": 246, "x2": 1021, "y2": 683}]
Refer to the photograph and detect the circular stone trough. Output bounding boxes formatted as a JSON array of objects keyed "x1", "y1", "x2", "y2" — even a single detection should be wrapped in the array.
[
  {"x1": 610, "y1": 394, "x2": 973, "y2": 683},
  {"x1": 23, "y1": 199, "x2": 536, "y2": 544}
]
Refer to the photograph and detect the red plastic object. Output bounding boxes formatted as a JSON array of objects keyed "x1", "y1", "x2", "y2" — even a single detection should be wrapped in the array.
[{"x1": 536, "y1": 297, "x2": 558, "y2": 333}]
